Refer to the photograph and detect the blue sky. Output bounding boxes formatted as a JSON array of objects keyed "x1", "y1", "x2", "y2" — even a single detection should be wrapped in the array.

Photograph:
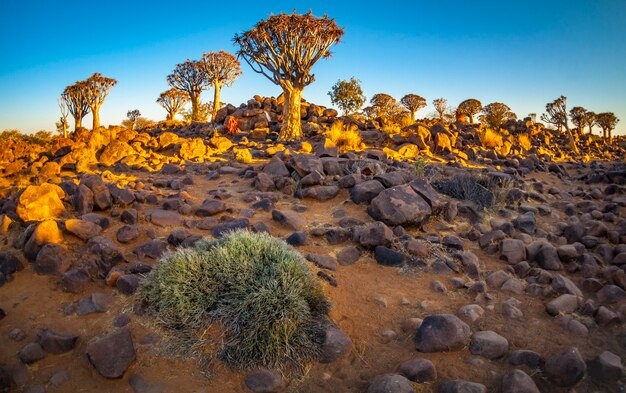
[{"x1": 1, "y1": 0, "x2": 624, "y2": 134}]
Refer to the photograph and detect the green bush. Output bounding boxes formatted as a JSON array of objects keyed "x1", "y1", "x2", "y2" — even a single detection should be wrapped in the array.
[{"x1": 139, "y1": 230, "x2": 331, "y2": 370}]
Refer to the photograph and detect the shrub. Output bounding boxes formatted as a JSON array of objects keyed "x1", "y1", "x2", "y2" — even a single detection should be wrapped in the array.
[
  {"x1": 326, "y1": 120, "x2": 363, "y2": 151},
  {"x1": 479, "y1": 128, "x2": 503, "y2": 149},
  {"x1": 433, "y1": 173, "x2": 514, "y2": 209},
  {"x1": 139, "y1": 230, "x2": 331, "y2": 370}
]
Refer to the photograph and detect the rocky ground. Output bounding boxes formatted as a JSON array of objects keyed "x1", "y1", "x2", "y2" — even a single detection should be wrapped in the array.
[{"x1": 1, "y1": 98, "x2": 625, "y2": 392}]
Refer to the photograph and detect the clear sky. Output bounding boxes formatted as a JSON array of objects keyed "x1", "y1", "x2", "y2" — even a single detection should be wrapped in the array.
[{"x1": 1, "y1": 0, "x2": 625, "y2": 135}]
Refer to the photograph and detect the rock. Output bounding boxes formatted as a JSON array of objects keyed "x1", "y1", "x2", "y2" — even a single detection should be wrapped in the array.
[
  {"x1": 546, "y1": 294, "x2": 579, "y2": 316},
  {"x1": 76, "y1": 293, "x2": 111, "y2": 315},
  {"x1": 535, "y1": 244, "x2": 563, "y2": 270},
  {"x1": 212, "y1": 218, "x2": 249, "y2": 238},
  {"x1": 195, "y1": 199, "x2": 226, "y2": 217},
  {"x1": 501, "y1": 369, "x2": 540, "y2": 393},
  {"x1": 319, "y1": 326, "x2": 352, "y2": 363},
  {"x1": 134, "y1": 240, "x2": 168, "y2": 260},
  {"x1": 148, "y1": 210, "x2": 181, "y2": 227},
  {"x1": 367, "y1": 374, "x2": 415, "y2": 393},
  {"x1": 500, "y1": 239, "x2": 526, "y2": 264},
  {"x1": 116, "y1": 274, "x2": 140, "y2": 295},
  {"x1": 35, "y1": 244, "x2": 71, "y2": 275},
  {"x1": 589, "y1": 351, "x2": 623, "y2": 382},
  {"x1": 296, "y1": 185, "x2": 340, "y2": 201},
  {"x1": 367, "y1": 184, "x2": 431, "y2": 227},
  {"x1": 438, "y1": 380, "x2": 487, "y2": 393},
  {"x1": 24, "y1": 220, "x2": 64, "y2": 260},
  {"x1": 64, "y1": 219, "x2": 102, "y2": 240},
  {"x1": 469, "y1": 330, "x2": 509, "y2": 359},
  {"x1": 271, "y1": 210, "x2": 305, "y2": 230},
  {"x1": 121, "y1": 208, "x2": 138, "y2": 224},
  {"x1": 244, "y1": 368, "x2": 284, "y2": 393},
  {"x1": 408, "y1": 179, "x2": 446, "y2": 212},
  {"x1": 75, "y1": 184, "x2": 94, "y2": 215},
  {"x1": 23, "y1": 385, "x2": 46, "y2": 393},
  {"x1": 86, "y1": 327, "x2": 136, "y2": 379},
  {"x1": 286, "y1": 231, "x2": 307, "y2": 246},
  {"x1": 117, "y1": 225, "x2": 140, "y2": 243},
  {"x1": 110, "y1": 187, "x2": 135, "y2": 206},
  {"x1": 306, "y1": 254, "x2": 337, "y2": 271},
  {"x1": 544, "y1": 347, "x2": 586, "y2": 387},
  {"x1": 397, "y1": 358, "x2": 437, "y2": 382},
  {"x1": 0, "y1": 365, "x2": 9, "y2": 392},
  {"x1": 596, "y1": 284, "x2": 626, "y2": 304},
  {"x1": 337, "y1": 246, "x2": 361, "y2": 266},
  {"x1": 375, "y1": 246, "x2": 407, "y2": 267},
  {"x1": 37, "y1": 329, "x2": 78, "y2": 354},
  {"x1": 415, "y1": 314, "x2": 471, "y2": 352},
  {"x1": 17, "y1": 184, "x2": 65, "y2": 221},
  {"x1": 19, "y1": 342, "x2": 46, "y2": 364},
  {"x1": 513, "y1": 212, "x2": 536, "y2": 234},
  {"x1": 508, "y1": 350, "x2": 544, "y2": 369},
  {"x1": 350, "y1": 180, "x2": 385, "y2": 204},
  {"x1": 486, "y1": 270, "x2": 511, "y2": 289},
  {"x1": 60, "y1": 268, "x2": 90, "y2": 293},
  {"x1": 358, "y1": 221, "x2": 395, "y2": 248},
  {"x1": 442, "y1": 235, "x2": 463, "y2": 250},
  {"x1": 263, "y1": 156, "x2": 290, "y2": 177},
  {"x1": 128, "y1": 374, "x2": 165, "y2": 393},
  {"x1": 0, "y1": 252, "x2": 23, "y2": 282},
  {"x1": 457, "y1": 304, "x2": 484, "y2": 323}
]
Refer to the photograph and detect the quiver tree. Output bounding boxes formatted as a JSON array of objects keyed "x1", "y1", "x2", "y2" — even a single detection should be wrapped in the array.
[
  {"x1": 595, "y1": 112, "x2": 619, "y2": 143},
  {"x1": 541, "y1": 96, "x2": 579, "y2": 154},
  {"x1": 328, "y1": 77, "x2": 365, "y2": 115},
  {"x1": 127, "y1": 109, "x2": 141, "y2": 130},
  {"x1": 569, "y1": 106, "x2": 594, "y2": 135},
  {"x1": 156, "y1": 89, "x2": 190, "y2": 121},
  {"x1": 370, "y1": 93, "x2": 406, "y2": 121},
  {"x1": 62, "y1": 82, "x2": 90, "y2": 131},
  {"x1": 585, "y1": 111, "x2": 596, "y2": 134},
  {"x1": 201, "y1": 50, "x2": 242, "y2": 121},
  {"x1": 457, "y1": 98, "x2": 482, "y2": 123},
  {"x1": 83, "y1": 73, "x2": 117, "y2": 130},
  {"x1": 234, "y1": 11, "x2": 344, "y2": 140},
  {"x1": 481, "y1": 102, "x2": 517, "y2": 130},
  {"x1": 167, "y1": 60, "x2": 209, "y2": 122},
  {"x1": 432, "y1": 98, "x2": 447, "y2": 122},
  {"x1": 400, "y1": 94, "x2": 426, "y2": 120},
  {"x1": 57, "y1": 96, "x2": 70, "y2": 138}
]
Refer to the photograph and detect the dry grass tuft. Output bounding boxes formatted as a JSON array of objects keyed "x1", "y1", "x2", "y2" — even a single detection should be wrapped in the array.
[
  {"x1": 518, "y1": 133, "x2": 532, "y2": 151},
  {"x1": 326, "y1": 120, "x2": 363, "y2": 150},
  {"x1": 479, "y1": 128, "x2": 503, "y2": 149}
]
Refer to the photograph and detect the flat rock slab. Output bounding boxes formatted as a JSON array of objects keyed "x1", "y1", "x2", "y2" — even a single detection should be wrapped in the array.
[
  {"x1": 86, "y1": 327, "x2": 135, "y2": 379},
  {"x1": 148, "y1": 210, "x2": 181, "y2": 227}
]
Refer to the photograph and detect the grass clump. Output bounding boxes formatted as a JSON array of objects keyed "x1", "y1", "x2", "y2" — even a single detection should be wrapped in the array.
[
  {"x1": 326, "y1": 119, "x2": 363, "y2": 150},
  {"x1": 139, "y1": 230, "x2": 330, "y2": 371},
  {"x1": 479, "y1": 127, "x2": 503, "y2": 149},
  {"x1": 432, "y1": 173, "x2": 514, "y2": 209}
]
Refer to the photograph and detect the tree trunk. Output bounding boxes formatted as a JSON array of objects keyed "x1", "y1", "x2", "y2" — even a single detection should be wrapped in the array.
[
  {"x1": 92, "y1": 105, "x2": 100, "y2": 130},
  {"x1": 212, "y1": 82, "x2": 221, "y2": 122},
  {"x1": 279, "y1": 87, "x2": 303, "y2": 140},
  {"x1": 564, "y1": 125, "x2": 580, "y2": 155},
  {"x1": 74, "y1": 115, "x2": 82, "y2": 131},
  {"x1": 609, "y1": 129, "x2": 612, "y2": 144},
  {"x1": 166, "y1": 112, "x2": 172, "y2": 121},
  {"x1": 588, "y1": 124, "x2": 593, "y2": 134},
  {"x1": 191, "y1": 95, "x2": 201, "y2": 122},
  {"x1": 62, "y1": 122, "x2": 67, "y2": 138},
  {"x1": 410, "y1": 110, "x2": 416, "y2": 120}
]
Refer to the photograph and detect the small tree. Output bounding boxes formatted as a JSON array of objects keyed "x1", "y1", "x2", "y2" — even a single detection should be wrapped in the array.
[
  {"x1": 370, "y1": 93, "x2": 407, "y2": 122},
  {"x1": 481, "y1": 102, "x2": 517, "y2": 129},
  {"x1": 202, "y1": 50, "x2": 242, "y2": 121},
  {"x1": 569, "y1": 106, "x2": 591, "y2": 134},
  {"x1": 432, "y1": 98, "x2": 447, "y2": 122},
  {"x1": 585, "y1": 111, "x2": 596, "y2": 134},
  {"x1": 400, "y1": 94, "x2": 426, "y2": 120},
  {"x1": 62, "y1": 82, "x2": 91, "y2": 131},
  {"x1": 57, "y1": 96, "x2": 70, "y2": 138},
  {"x1": 328, "y1": 77, "x2": 365, "y2": 115},
  {"x1": 595, "y1": 112, "x2": 619, "y2": 143},
  {"x1": 457, "y1": 98, "x2": 482, "y2": 123},
  {"x1": 234, "y1": 11, "x2": 344, "y2": 140},
  {"x1": 157, "y1": 88, "x2": 190, "y2": 121},
  {"x1": 167, "y1": 60, "x2": 209, "y2": 122},
  {"x1": 83, "y1": 73, "x2": 117, "y2": 129},
  {"x1": 527, "y1": 113, "x2": 537, "y2": 123},
  {"x1": 541, "y1": 96, "x2": 579, "y2": 153},
  {"x1": 126, "y1": 109, "x2": 141, "y2": 130}
]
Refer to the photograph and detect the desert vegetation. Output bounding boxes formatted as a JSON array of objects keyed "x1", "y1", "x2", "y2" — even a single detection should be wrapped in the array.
[{"x1": 0, "y1": 9, "x2": 625, "y2": 393}]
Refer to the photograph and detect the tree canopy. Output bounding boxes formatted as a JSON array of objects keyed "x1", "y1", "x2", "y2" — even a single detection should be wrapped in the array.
[
  {"x1": 157, "y1": 89, "x2": 190, "y2": 121},
  {"x1": 400, "y1": 94, "x2": 426, "y2": 120},
  {"x1": 595, "y1": 112, "x2": 619, "y2": 142},
  {"x1": 234, "y1": 11, "x2": 344, "y2": 140},
  {"x1": 457, "y1": 98, "x2": 482, "y2": 123},
  {"x1": 167, "y1": 60, "x2": 209, "y2": 122},
  {"x1": 432, "y1": 98, "x2": 447, "y2": 122},
  {"x1": 83, "y1": 73, "x2": 117, "y2": 129},
  {"x1": 328, "y1": 77, "x2": 365, "y2": 115},
  {"x1": 61, "y1": 82, "x2": 91, "y2": 131},
  {"x1": 202, "y1": 50, "x2": 242, "y2": 120},
  {"x1": 481, "y1": 102, "x2": 517, "y2": 129}
]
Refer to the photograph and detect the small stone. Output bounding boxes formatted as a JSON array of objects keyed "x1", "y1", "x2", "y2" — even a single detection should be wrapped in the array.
[
  {"x1": 415, "y1": 314, "x2": 470, "y2": 353},
  {"x1": 501, "y1": 369, "x2": 540, "y2": 393},
  {"x1": 397, "y1": 358, "x2": 437, "y2": 382},
  {"x1": 469, "y1": 330, "x2": 509, "y2": 359},
  {"x1": 544, "y1": 347, "x2": 586, "y2": 387},
  {"x1": 86, "y1": 327, "x2": 136, "y2": 379},
  {"x1": 457, "y1": 304, "x2": 484, "y2": 323},
  {"x1": 545, "y1": 294, "x2": 579, "y2": 316},
  {"x1": 37, "y1": 329, "x2": 78, "y2": 354},
  {"x1": 244, "y1": 368, "x2": 283, "y2": 393},
  {"x1": 319, "y1": 326, "x2": 352, "y2": 363},
  {"x1": 367, "y1": 374, "x2": 415, "y2": 393},
  {"x1": 9, "y1": 328, "x2": 25, "y2": 342},
  {"x1": 336, "y1": 246, "x2": 361, "y2": 266},
  {"x1": 19, "y1": 342, "x2": 46, "y2": 364},
  {"x1": 438, "y1": 380, "x2": 486, "y2": 393},
  {"x1": 590, "y1": 351, "x2": 623, "y2": 382}
]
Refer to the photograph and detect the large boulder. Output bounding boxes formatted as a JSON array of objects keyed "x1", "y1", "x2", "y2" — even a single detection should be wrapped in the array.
[
  {"x1": 98, "y1": 141, "x2": 136, "y2": 166},
  {"x1": 86, "y1": 327, "x2": 135, "y2": 379},
  {"x1": 17, "y1": 184, "x2": 66, "y2": 221},
  {"x1": 544, "y1": 347, "x2": 586, "y2": 387},
  {"x1": 350, "y1": 180, "x2": 385, "y2": 204},
  {"x1": 368, "y1": 184, "x2": 432, "y2": 227},
  {"x1": 415, "y1": 314, "x2": 471, "y2": 352}
]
